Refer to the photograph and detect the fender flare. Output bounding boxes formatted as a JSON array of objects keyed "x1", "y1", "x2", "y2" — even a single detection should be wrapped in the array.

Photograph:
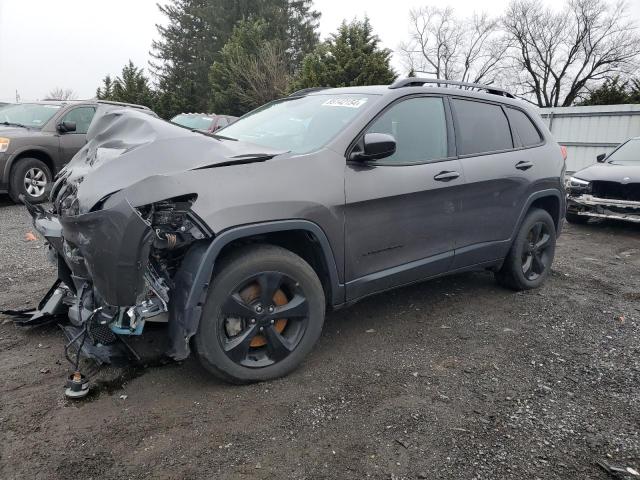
[
  {"x1": 167, "y1": 219, "x2": 344, "y2": 360},
  {"x1": 510, "y1": 188, "x2": 565, "y2": 240}
]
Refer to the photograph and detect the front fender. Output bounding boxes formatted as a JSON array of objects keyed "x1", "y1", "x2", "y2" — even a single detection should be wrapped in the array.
[{"x1": 166, "y1": 220, "x2": 344, "y2": 360}]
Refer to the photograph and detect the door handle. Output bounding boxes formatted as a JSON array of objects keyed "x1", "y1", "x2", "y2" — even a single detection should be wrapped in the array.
[
  {"x1": 434, "y1": 171, "x2": 460, "y2": 182},
  {"x1": 515, "y1": 160, "x2": 533, "y2": 170}
]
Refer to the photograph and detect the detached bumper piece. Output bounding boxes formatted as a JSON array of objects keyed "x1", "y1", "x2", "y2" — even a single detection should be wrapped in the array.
[
  {"x1": 14, "y1": 196, "x2": 165, "y2": 369},
  {"x1": 567, "y1": 194, "x2": 640, "y2": 223}
]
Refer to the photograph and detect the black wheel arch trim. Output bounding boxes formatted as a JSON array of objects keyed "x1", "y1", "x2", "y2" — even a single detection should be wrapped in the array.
[
  {"x1": 511, "y1": 188, "x2": 565, "y2": 239},
  {"x1": 167, "y1": 219, "x2": 344, "y2": 361}
]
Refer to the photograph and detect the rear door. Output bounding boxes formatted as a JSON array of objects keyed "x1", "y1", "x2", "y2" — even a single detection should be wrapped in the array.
[
  {"x1": 57, "y1": 106, "x2": 96, "y2": 164},
  {"x1": 450, "y1": 98, "x2": 540, "y2": 268},
  {"x1": 344, "y1": 95, "x2": 463, "y2": 299}
]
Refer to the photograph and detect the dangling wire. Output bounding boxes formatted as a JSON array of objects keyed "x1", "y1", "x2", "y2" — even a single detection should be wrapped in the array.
[{"x1": 63, "y1": 307, "x2": 103, "y2": 369}]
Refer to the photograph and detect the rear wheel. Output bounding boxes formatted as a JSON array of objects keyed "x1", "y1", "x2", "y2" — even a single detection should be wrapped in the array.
[
  {"x1": 9, "y1": 158, "x2": 52, "y2": 204},
  {"x1": 195, "y1": 244, "x2": 325, "y2": 384},
  {"x1": 496, "y1": 208, "x2": 556, "y2": 291},
  {"x1": 565, "y1": 211, "x2": 589, "y2": 224}
]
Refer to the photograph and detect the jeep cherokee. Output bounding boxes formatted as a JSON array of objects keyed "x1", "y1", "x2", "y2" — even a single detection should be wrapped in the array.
[{"x1": 22, "y1": 78, "x2": 566, "y2": 384}]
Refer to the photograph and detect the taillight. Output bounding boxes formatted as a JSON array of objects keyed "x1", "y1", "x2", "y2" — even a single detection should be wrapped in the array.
[{"x1": 560, "y1": 145, "x2": 567, "y2": 162}]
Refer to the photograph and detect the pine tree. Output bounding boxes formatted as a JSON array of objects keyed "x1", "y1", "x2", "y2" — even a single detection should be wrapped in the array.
[
  {"x1": 96, "y1": 61, "x2": 155, "y2": 109},
  {"x1": 150, "y1": 0, "x2": 320, "y2": 118},
  {"x1": 291, "y1": 17, "x2": 396, "y2": 90},
  {"x1": 578, "y1": 77, "x2": 632, "y2": 105},
  {"x1": 96, "y1": 75, "x2": 114, "y2": 99}
]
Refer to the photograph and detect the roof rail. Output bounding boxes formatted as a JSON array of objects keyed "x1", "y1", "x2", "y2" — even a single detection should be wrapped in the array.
[
  {"x1": 288, "y1": 87, "x2": 330, "y2": 97},
  {"x1": 96, "y1": 100, "x2": 150, "y2": 110},
  {"x1": 388, "y1": 77, "x2": 515, "y2": 99}
]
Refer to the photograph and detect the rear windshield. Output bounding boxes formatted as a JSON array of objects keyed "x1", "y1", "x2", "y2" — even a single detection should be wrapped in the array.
[
  {"x1": 607, "y1": 138, "x2": 640, "y2": 165},
  {"x1": 171, "y1": 114, "x2": 215, "y2": 130},
  {"x1": 218, "y1": 94, "x2": 373, "y2": 154},
  {"x1": 0, "y1": 103, "x2": 61, "y2": 128}
]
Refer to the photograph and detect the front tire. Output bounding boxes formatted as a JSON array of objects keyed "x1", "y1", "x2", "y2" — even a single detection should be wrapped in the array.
[
  {"x1": 195, "y1": 244, "x2": 325, "y2": 384},
  {"x1": 9, "y1": 158, "x2": 52, "y2": 204},
  {"x1": 496, "y1": 208, "x2": 556, "y2": 291}
]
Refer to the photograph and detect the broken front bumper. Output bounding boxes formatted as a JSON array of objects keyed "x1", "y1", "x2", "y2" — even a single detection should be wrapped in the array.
[
  {"x1": 567, "y1": 194, "x2": 640, "y2": 223},
  {"x1": 24, "y1": 193, "x2": 208, "y2": 362}
]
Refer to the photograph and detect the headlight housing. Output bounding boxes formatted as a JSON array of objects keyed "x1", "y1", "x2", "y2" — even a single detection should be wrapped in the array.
[
  {"x1": 136, "y1": 194, "x2": 209, "y2": 247},
  {"x1": 0, "y1": 137, "x2": 10, "y2": 153},
  {"x1": 565, "y1": 176, "x2": 590, "y2": 192}
]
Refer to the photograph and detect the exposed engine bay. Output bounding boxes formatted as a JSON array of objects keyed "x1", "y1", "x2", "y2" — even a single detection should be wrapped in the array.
[{"x1": 22, "y1": 192, "x2": 210, "y2": 369}]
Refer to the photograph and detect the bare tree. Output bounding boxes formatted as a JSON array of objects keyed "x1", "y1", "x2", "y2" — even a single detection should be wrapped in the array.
[
  {"x1": 399, "y1": 7, "x2": 508, "y2": 84},
  {"x1": 45, "y1": 87, "x2": 77, "y2": 101},
  {"x1": 503, "y1": 0, "x2": 640, "y2": 106},
  {"x1": 225, "y1": 43, "x2": 291, "y2": 109}
]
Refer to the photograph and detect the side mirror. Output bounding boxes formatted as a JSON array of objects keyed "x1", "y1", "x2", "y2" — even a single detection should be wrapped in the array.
[
  {"x1": 58, "y1": 121, "x2": 76, "y2": 133},
  {"x1": 596, "y1": 153, "x2": 607, "y2": 163},
  {"x1": 350, "y1": 133, "x2": 396, "y2": 161}
]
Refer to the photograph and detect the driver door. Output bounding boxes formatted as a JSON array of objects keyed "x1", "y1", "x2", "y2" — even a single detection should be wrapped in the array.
[
  {"x1": 57, "y1": 106, "x2": 96, "y2": 164},
  {"x1": 344, "y1": 95, "x2": 463, "y2": 300}
]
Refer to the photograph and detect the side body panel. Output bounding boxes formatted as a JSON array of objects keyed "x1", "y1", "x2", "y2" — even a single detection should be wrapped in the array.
[{"x1": 344, "y1": 160, "x2": 462, "y2": 298}]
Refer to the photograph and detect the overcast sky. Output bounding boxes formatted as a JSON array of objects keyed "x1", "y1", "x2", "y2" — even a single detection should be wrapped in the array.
[{"x1": 0, "y1": 0, "x2": 639, "y2": 102}]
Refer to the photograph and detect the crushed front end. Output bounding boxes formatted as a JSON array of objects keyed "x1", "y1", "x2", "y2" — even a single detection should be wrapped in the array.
[
  {"x1": 23, "y1": 181, "x2": 211, "y2": 368},
  {"x1": 566, "y1": 177, "x2": 640, "y2": 223}
]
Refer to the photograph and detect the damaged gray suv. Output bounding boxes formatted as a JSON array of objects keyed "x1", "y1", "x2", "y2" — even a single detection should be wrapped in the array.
[{"x1": 24, "y1": 78, "x2": 566, "y2": 384}]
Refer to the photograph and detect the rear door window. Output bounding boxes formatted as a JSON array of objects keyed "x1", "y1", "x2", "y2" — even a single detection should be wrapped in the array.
[
  {"x1": 506, "y1": 107, "x2": 542, "y2": 147},
  {"x1": 366, "y1": 96, "x2": 448, "y2": 164},
  {"x1": 452, "y1": 99, "x2": 513, "y2": 155}
]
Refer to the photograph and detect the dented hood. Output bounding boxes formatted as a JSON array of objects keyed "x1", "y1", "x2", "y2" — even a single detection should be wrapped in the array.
[{"x1": 57, "y1": 107, "x2": 287, "y2": 212}]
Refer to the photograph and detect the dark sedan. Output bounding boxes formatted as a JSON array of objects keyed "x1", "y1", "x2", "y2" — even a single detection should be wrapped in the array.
[{"x1": 566, "y1": 137, "x2": 640, "y2": 224}]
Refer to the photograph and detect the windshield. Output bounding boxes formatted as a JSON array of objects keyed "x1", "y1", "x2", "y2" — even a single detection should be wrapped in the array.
[
  {"x1": 607, "y1": 139, "x2": 640, "y2": 165},
  {"x1": 171, "y1": 114, "x2": 215, "y2": 130},
  {"x1": 0, "y1": 103, "x2": 61, "y2": 128},
  {"x1": 218, "y1": 94, "x2": 373, "y2": 154}
]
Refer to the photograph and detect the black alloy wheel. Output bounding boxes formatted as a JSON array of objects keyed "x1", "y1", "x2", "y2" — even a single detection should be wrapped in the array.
[
  {"x1": 219, "y1": 271, "x2": 310, "y2": 368},
  {"x1": 495, "y1": 208, "x2": 556, "y2": 291},
  {"x1": 196, "y1": 244, "x2": 325, "y2": 383},
  {"x1": 520, "y1": 221, "x2": 553, "y2": 281}
]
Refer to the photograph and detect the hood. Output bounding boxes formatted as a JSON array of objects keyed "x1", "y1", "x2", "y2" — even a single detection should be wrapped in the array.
[
  {"x1": 573, "y1": 163, "x2": 640, "y2": 184},
  {"x1": 0, "y1": 125, "x2": 35, "y2": 138},
  {"x1": 56, "y1": 108, "x2": 287, "y2": 213}
]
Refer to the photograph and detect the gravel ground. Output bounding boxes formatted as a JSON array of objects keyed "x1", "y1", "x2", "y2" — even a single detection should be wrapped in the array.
[{"x1": 1, "y1": 194, "x2": 639, "y2": 480}]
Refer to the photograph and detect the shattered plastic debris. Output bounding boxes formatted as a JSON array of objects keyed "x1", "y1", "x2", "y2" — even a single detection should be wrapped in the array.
[{"x1": 24, "y1": 232, "x2": 37, "y2": 241}]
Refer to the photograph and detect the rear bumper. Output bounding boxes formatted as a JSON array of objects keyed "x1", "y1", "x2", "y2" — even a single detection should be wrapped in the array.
[{"x1": 567, "y1": 194, "x2": 640, "y2": 223}]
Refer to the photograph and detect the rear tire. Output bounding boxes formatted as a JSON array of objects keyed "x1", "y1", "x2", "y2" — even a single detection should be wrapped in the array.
[
  {"x1": 565, "y1": 211, "x2": 589, "y2": 225},
  {"x1": 9, "y1": 158, "x2": 52, "y2": 204},
  {"x1": 496, "y1": 208, "x2": 556, "y2": 291},
  {"x1": 195, "y1": 244, "x2": 325, "y2": 384}
]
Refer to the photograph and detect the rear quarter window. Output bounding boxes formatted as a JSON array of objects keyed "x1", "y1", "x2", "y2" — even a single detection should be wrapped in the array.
[
  {"x1": 452, "y1": 99, "x2": 513, "y2": 155},
  {"x1": 506, "y1": 107, "x2": 543, "y2": 147}
]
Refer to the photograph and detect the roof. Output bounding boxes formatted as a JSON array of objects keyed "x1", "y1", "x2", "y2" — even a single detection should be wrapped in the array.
[
  {"x1": 304, "y1": 81, "x2": 528, "y2": 109},
  {"x1": 15, "y1": 99, "x2": 151, "y2": 110}
]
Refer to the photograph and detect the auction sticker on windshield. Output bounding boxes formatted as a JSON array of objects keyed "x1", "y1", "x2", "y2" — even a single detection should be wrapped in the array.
[{"x1": 322, "y1": 97, "x2": 368, "y2": 108}]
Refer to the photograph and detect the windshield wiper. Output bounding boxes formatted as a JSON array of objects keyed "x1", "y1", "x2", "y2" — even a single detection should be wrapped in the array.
[
  {"x1": 210, "y1": 133, "x2": 237, "y2": 141},
  {"x1": 0, "y1": 121, "x2": 28, "y2": 128}
]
